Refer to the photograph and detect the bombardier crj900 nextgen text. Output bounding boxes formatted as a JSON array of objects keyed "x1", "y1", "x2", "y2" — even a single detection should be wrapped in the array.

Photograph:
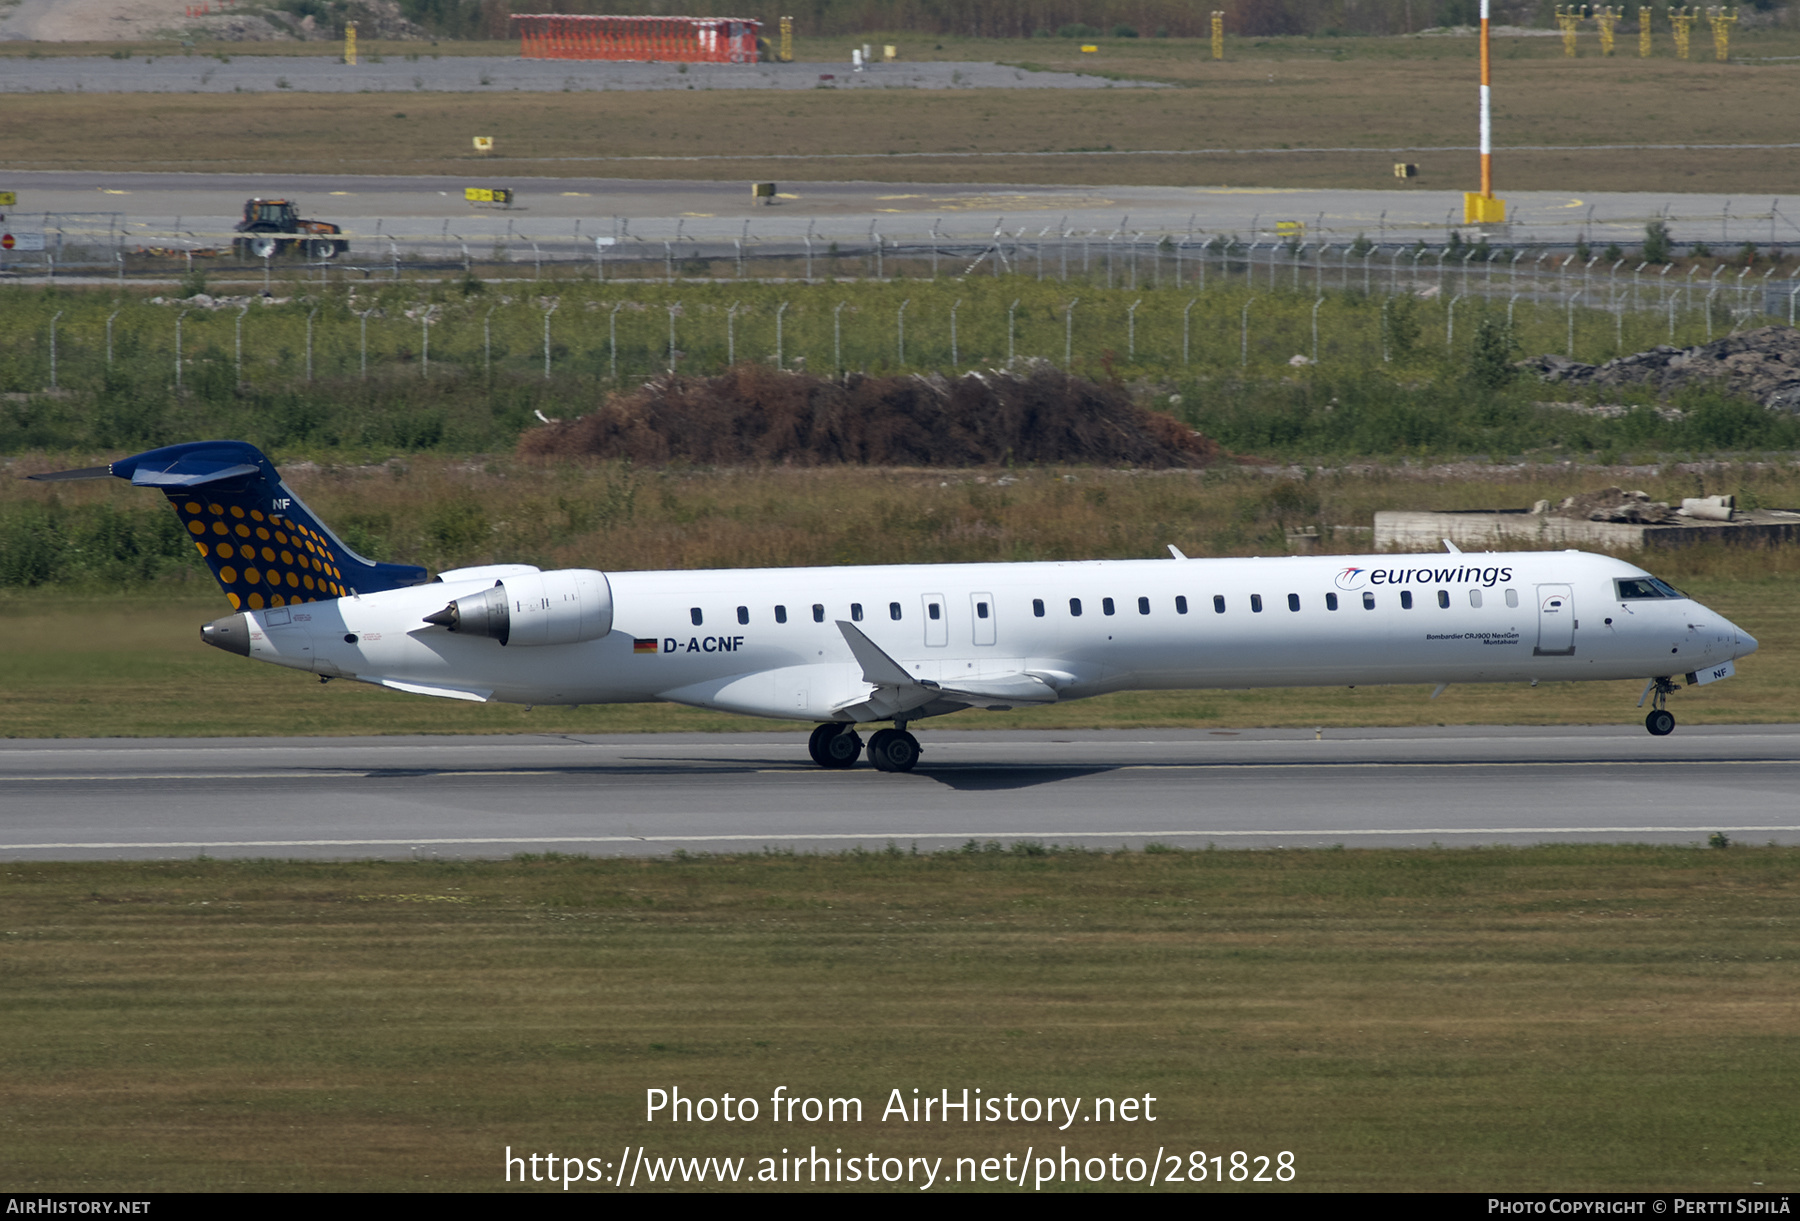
[{"x1": 34, "y1": 441, "x2": 1759, "y2": 772}]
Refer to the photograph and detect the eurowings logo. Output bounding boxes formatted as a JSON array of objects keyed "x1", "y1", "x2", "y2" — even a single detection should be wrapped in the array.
[{"x1": 1335, "y1": 566, "x2": 1368, "y2": 591}]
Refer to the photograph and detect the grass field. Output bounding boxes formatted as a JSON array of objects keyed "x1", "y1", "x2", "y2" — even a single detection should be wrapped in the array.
[
  {"x1": 6, "y1": 34, "x2": 1800, "y2": 190},
  {"x1": 2, "y1": 847, "x2": 1795, "y2": 1191}
]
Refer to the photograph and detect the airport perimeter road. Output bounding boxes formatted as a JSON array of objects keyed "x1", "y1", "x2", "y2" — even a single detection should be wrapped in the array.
[
  {"x1": 4, "y1": 169, "x2": 1779, "y2": 249},
  {"x1": 4, "y1": 726, "x2": 1797, "y2": 859}
]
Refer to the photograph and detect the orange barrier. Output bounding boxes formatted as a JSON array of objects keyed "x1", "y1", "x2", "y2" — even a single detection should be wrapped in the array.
[{"x1": 512, "y1": 15, "x2": 761, "y2": 63}]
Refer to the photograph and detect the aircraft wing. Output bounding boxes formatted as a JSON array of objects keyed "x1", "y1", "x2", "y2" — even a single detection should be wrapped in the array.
[{"x1": 833, "y1": 621, "x2": 1060, "y2": 721}]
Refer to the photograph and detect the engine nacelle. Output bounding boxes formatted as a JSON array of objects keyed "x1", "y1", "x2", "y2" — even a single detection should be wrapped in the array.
[{"x1": 423, "y1": 569, "x2": 613, "y2": 647}]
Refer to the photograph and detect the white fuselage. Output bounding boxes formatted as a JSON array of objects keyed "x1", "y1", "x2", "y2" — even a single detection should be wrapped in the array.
[{"x1": 232, "y1": 549, "x2": 1755, "y2": 722}]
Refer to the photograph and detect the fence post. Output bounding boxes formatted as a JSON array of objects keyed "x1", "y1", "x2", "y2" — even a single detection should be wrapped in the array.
[
  {"x1": 775, "y1": 301, "x2": 788, "y2": 369},
  {"x1": 727, "y1": 301, "x2": 741, "y2": 365},
  {"x1": 1183, "y1": 297, "x2": 1197, "y2": 366},
  {"x1": 1568, "y1": 291, "x2": 1581, "y2": 355},
  {"x1": 931, "y1": 219, "x2": 941, "y2": 278},
  {"x1": 1064, "y1": 298, "x2": 1078, "y2": 366},
  {"x1": 480, "y1": 306, "x2": 493, "y2": 380},
  {"x1": 872, "y1": 223, "x2": 883, "y2": 279},
  {"x1": 48, "y1": 311, "x2": 61, "y2": 391},
  {"x1": 1241, "y1": 296, "x2": 1254, "y2": 367},
  {"x1": 1312, "y1": 296, "x2": 1324, "y2": 363},
  {"x1": 1127, "y1": 298, "x2": 1142, "y2": 360},
  {"x1": 545, "y1": 300, "x2": 559, "y2": 379},
  {"x1": 950, "y1": 298, "x2": 962, "y2": 367},
  {"x1": 176, "y1": 310, "x2": 187, "y2": 392},
  {"x1": 106, "y1": 309, "x2": 120, "y2": 369},
  {"x1": 896, "y1": 299, "x2": 910, "y2": 366},
  {"x1": 534, "y1": 243, "x2": 542, "y2": 281},
  {"x1": 235, "y1": 303, "x2": 248, "y2": 385},
  {"x1": 1007, "y1": 298, "x2": 1020, "y2": 364},
  {"x1": 422, "y1": 308, "x2": 433, "y2": 378},
  {"x1": 804, "y1": 221, "x2": 815, "y2": 282},
  {"x1": 834, "y1": 300, "x2": 848, "y2": 374},
  {"x1": 305, "y1": 307, "x2": 316, "y2": 382},
  {"x1": 666, "y1": 301, "x2": 679, "y2": 374},
  {"x1": 1447, "y1": 294, "x2": 1463, "y2": 350},
  {"x1": 610, "y1": 302, "x2": 623, "y2": 383},
  {"x1": 1380, "y1": 296, "x2": 1393, "y2": 363}
]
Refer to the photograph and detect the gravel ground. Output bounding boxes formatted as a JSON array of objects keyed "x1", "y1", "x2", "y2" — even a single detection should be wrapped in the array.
[{"x1": 0, "y1": 55, "x2": 1161, "y2": 93}]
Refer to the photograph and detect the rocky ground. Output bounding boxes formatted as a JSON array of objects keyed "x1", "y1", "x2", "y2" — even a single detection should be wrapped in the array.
[{"x1": 1522, "y1": 325, "x2": 1800, "y2": 412}]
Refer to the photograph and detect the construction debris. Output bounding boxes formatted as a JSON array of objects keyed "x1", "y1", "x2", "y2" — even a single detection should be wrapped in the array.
[{"x1": 1521, "y1": 325, "x2": 1800, "y2": 412}]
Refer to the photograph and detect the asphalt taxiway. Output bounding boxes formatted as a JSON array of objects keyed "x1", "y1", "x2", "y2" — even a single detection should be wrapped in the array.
[{"x1": 5, "y1": 725, "x2": 1797, "y2": 859}]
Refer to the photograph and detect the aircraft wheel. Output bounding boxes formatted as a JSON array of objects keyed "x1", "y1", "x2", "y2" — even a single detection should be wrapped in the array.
[
  {"x1": 809, "y1": 723, "x2": 861, "y2": 769},
  {"x1": 868, "y1": 728, "x2": 921, "y2": 773},
  {"x1": 1645, "y1": 709, "x2": 1676, "y2": 736}
]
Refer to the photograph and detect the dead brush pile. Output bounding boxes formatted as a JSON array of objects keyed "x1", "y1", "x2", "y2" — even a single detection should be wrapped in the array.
[{"x1": 517, "y1": 364, "x2": 1225, "y2": 467}]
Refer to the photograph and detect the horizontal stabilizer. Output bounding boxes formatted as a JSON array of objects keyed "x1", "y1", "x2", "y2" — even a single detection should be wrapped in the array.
[
  {"x1": 26, "y1": 465, "x2": 113, "y2": 483},
  {"x1": 129, "y1": 462, "x2": 259, "y2": 488}
]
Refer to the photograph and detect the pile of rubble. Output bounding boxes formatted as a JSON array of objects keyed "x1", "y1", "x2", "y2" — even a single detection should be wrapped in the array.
[
  {"x1": 1528, "y1": 487, "x2": 1740, "y2": 524},
  {"x1": 1521, "y1": 325, "x2": 1800, "y2": 412}
]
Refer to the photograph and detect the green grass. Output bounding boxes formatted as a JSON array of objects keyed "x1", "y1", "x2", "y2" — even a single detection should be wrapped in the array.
[{"x1": 2, "y1": 847, "x2": 1796, "y2": 1191}]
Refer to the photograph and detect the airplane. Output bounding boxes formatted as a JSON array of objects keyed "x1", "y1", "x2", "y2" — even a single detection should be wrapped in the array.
[{"x1": 31, "y1": 440, "x2": 1759, "y2": 771}]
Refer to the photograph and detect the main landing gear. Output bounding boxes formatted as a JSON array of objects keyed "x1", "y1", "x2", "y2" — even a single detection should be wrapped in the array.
[
  {"x1": 807, "y1": 723, "x2": 922, "y2": 772},
  {"x1": 1642, "y1": 676, "x2": 1679, "y2": 737}
]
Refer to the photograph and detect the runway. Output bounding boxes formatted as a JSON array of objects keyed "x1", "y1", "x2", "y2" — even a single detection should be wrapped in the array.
[{"x1": 5, "y1": 726, "x2": 1798, "y2": 859}]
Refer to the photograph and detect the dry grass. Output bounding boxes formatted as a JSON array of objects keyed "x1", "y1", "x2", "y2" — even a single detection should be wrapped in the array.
[
  {"x1": 6, "y1": 35, "x2": 1800, "y2": 190},
  {"x1": 2, "y1": 848, "x2": 1797, "y2": 1191}
]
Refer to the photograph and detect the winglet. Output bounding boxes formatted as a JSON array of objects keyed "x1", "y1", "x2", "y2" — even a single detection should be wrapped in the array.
[
  {"x1": 1167, "y1": 544, "x2": 1189, "y2": 560},
  {"x1": 836, "y1": 621, "x2": 925, "y2": 688}
]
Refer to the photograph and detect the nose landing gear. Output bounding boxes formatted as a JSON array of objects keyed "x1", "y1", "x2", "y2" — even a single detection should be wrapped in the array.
[
  {"x1": 1640, "y1": 676, "x2": 1679, "y2": 736},
  {"x1": 808, "y1": 722, "x2": 863, "y2": 769}
]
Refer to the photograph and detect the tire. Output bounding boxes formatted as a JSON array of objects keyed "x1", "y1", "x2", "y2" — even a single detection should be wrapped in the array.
[
  {"x1": 868, "y1": 728, "x2": 920, "y2": 773},
  {"x1": 807, "y1": 722, "x2": 835, "y2": 766},
  {"x1": 1645, "y1": 709, "x2": 1676, "y2": 737},
  {"x1": 249, "y1": 235, "x2": 279, "y2": 259},
  {"x1": 822, "y1": 729, "x2": 862, "y2": 769},
  {"x1": 308, "y1": 239, "x2": 338, "y2": 260}
]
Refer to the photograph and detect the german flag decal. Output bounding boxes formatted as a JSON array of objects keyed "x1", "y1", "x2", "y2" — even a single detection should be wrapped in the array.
[{"x1": 632, "y1": 638, "x2": 659, "y2": 654}]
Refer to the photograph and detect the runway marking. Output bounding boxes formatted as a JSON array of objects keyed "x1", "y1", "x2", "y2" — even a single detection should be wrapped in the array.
[
  {"x1": 509, "y1": 142, "x2": 1800, "y2": 165},
  {"x1": 5, "y1": 826, "x2": 1799, "y2": 851},
  {"x1": 7, "y1": 759, "x2": 1795, "y2": 782}
]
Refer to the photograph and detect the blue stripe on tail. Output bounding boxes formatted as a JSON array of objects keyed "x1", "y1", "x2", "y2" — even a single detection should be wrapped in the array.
[{"x1": 107, "y1": 441, "x2": 428, "y2": 608}]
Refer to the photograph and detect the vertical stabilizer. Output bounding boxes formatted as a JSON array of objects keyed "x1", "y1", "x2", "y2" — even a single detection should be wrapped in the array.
[{"x1": 29, "y1": 440, "x2": 429, "y2": 609}]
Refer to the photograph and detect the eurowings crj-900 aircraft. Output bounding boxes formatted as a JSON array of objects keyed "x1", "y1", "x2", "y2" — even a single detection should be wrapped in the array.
[{"x1": 34, "y1": 441, "x2": 1758, "y2": 772}]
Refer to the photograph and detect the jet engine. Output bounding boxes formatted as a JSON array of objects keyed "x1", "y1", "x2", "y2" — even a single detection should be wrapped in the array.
[{"x1": 423, "y1": 569, "x2": 613, "y2": 647}]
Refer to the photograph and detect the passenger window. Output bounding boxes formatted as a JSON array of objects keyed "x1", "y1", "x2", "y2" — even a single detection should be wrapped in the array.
[
  {"x1": 812, "y1": 603, "x2": 825, "y2": 623},
  {"x1": 1400, "y1": 591, "x2": 1413, "y2": 610},
  {"x1": 1033, "y1": 598, "x2": 1045, "y2": 618},
  {"x1": 1437, "y1": 590, "x2": 1450, "y2": 609},
  {"x1": 690, "y1": 607, "x2": 704, "y2": 626},
  {"x1": 1213, "y1": 595, "x2": 1226, "y2": 614},
  {"x1": 1250, "y1": 594, "x2": 1263, "y2": 613},
  {"x1": 1070, "y1": 597, "x2": 1083, "y2": 617},
  {"x1": 851, "y1": 603, "x2": 864, "y2": 622},
  {"x1": 737, "y1": 605, "x2": 749, "y2": 625},
  {"x1": 927, "y1": 603, "x2": 941, "y2": 621},
  {"x1": 1138, "y1": 596, "x2": 1150, "y2": 615},
  {"x1": 775, "y1": 605, "x2": 788, "y2": 624},
  {"x1": 1505, "y1": 588, "x2": 1519, "y2": 608},
  {"x1": 1362, "y1": 592, "x2": 1375, "y2": 610},
  {"x1": 1175, "y1": 596, "x2": 1188, "y2": 614},
  {"x1": 1103, "y1": 597, "x2": 1116, "y2": 616},
  {"x1": 976, "y1": 601, "x2": 989, "y2": 619},
  {"x1": 889, "y1": 602, "x2": 902, "y2": 621},
  {"x1": 1469, "y1": 589, "x2": 1483, "y2": 608},
  {"x1": 1326, "y1": 592, "x2": 1338, "y2": 611},
  {"x1": 1287, "y1": 593, "x2": 1300, "y2": 612}
]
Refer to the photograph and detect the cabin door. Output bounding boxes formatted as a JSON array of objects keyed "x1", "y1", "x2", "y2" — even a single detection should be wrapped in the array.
[{"x1": 1534, "y1": 584, "x2": 1575, "y2": 656}]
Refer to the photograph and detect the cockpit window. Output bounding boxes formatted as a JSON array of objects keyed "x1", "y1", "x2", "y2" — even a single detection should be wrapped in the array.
[{"x1": 1615, "y1": 577, "x2": 1686, "y2": 600}]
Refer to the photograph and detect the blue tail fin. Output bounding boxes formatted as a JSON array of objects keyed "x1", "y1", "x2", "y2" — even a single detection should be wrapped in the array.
[{"x1": 30, "y1": 440, "x2": 428, "y2": 609}]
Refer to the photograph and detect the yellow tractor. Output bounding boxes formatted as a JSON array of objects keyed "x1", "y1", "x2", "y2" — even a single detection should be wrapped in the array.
[{"x1": 232, "y1": 198, "x2": 348, "y2": 260}]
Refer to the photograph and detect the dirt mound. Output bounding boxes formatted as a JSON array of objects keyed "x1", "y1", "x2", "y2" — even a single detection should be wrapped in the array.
[
  {"x1": 519, "y1": 364, "x2": 1225, "y2": 468},
  {"x1": 1522, "y1": 325, "x2": 1800, "y2": 411}
]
